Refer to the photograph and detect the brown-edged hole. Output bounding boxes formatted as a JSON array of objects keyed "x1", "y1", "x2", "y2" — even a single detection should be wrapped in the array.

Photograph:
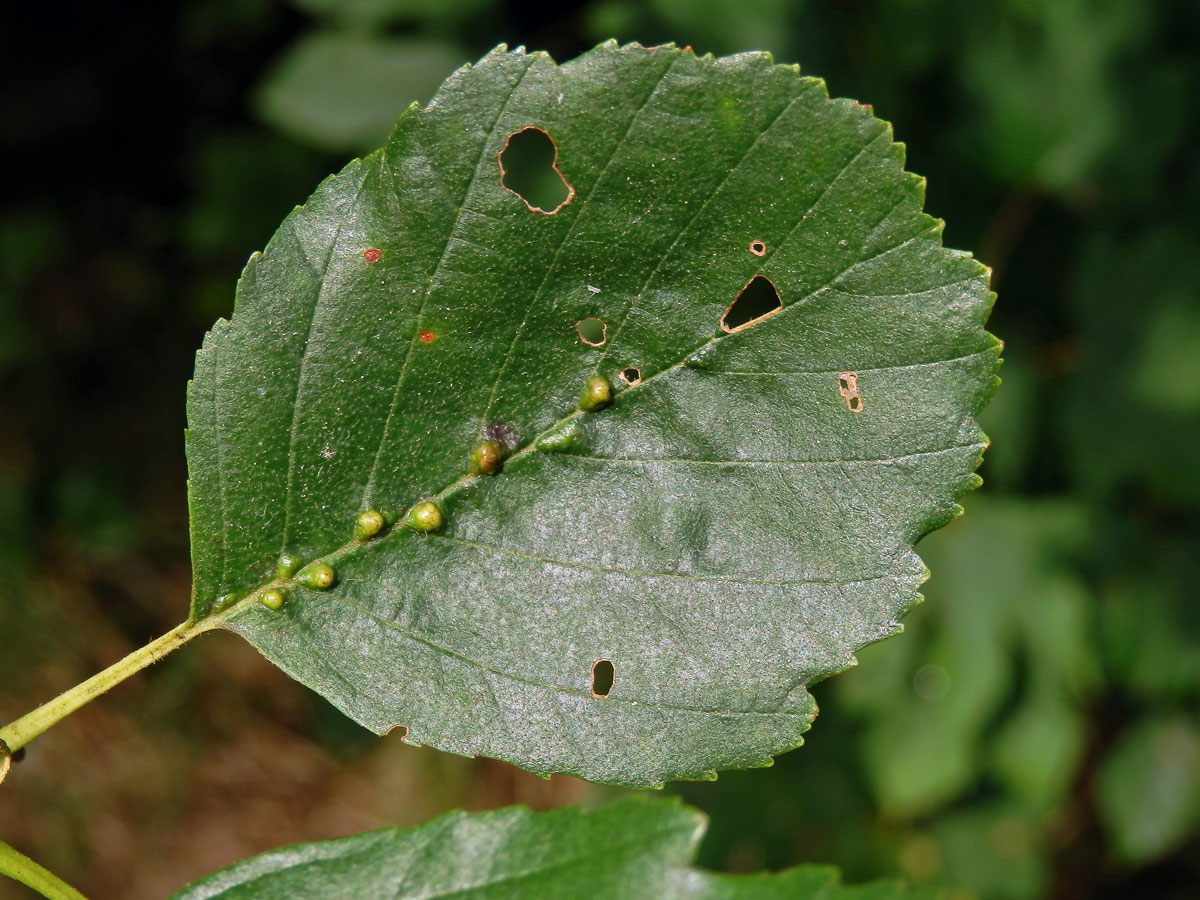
[
  {"x1": 591, "y1": 659, "x2": 615, "y2": 698},
  {"x1": 721, "y1": 275, "x2": 782, "y2": 333},
  {"x1": 499, "y1": 127, "x2": 574, "y2": 214},
  {"x1": 619, "y1": 366, "x2": 642, "y2": 386},
  {"x1": 388, "y1": 724, "x2": 409, "y2": 740},
  {"x1": 749, "y1": 239, "x2": 766, "y2": 256},
  {"x1": 838, "y1": 371, "x2": 864, "y2": 413},
  {"x1": 576, "y1": 317, "x2": 607, "y2": 346}
]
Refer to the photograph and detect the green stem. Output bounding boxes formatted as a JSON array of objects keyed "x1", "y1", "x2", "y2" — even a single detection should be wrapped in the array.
[
  {"x1": 0, "y1": 619, "x2": 214, "y2": 759},
  {"x1": 0, "y1": 840, "x2": 91, "y2": 900}
]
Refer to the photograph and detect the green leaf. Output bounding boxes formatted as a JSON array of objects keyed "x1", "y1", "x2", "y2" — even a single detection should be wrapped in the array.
[
  {"x1": 1097, "y1": 716, "x2": 1200, "y2": 863},
  {"x1": 257, "y1": 31, "x2": 465, "y2": 152},
  {"x1": 186, "y1": 42, "x2": 999, "y2": 785},
  {"x1": 170, "y1": 797, "x2": 937, "y2": 899}
]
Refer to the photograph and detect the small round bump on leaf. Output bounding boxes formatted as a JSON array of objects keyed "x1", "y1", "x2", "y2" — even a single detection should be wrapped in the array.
[
  {"x1": 296, "y1": 561, "x2": 336, "y2": 591},
  {"x1": 537, "y1": 419, "x2": 580, "y2": 453},
  {"x1": 214, "y1": 592, "x2": 242, "y2": 612},
  {"x1": 405, "y1": 500, "x2": 443, "y2": 533},
  {"x1": 578, "y1": 374, "x2": 613, "y2": 411},
  {"x1": 354, "y1": 509, "x2": 387, "y2": 541},
  {"x1": 277, "y1": 553, "x2": 304, "y2": 580},
  {"x1": 259, "y1": 588, "x2": 287, "y2": 611},
  {"x1": 469, "y1": 439, "x2": 505, "y2": 476}
]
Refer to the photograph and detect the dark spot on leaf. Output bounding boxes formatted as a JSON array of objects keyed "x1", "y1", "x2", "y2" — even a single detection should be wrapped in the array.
[
  {"x1": 838, "y1": 371, "x2": 863, "y2": 413},
  {"x1": 576, "y1": 317, "x2": 607, "y2": 346},
  {"x1": 721, "y1": 275, "x2": 782, "y2": 333},
  {"x1": 483, "y1": 423, "x2": 520, "y2": 449},
  {"x1": 499, "y1": 126, "x2": 574, "y2": 214},
  {"x1": 619, "y1": 366, "x2": 642, "y2": 386},
  {"x1": 749, "y1": 239, "x2": 766, "y2": 256},
  {"x1": 363, "y1": 248, "x2": 382, "y2": 263},
  {"x1": 419, "y1": 330, "x2": 435, "y2": 344},
  {"x1": 591, "y1": 659, "x2": 615, "y2": 698}
]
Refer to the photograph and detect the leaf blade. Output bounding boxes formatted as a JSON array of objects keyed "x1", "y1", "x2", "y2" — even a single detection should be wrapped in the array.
[
  {"x1": 187, "y1": 42, "x2": 999, "y2": 785},
  {"x1": 170, "y1": 798, "x2": 937, "y2": 900}
]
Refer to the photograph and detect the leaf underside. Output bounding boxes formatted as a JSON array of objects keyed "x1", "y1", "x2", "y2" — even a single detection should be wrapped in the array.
[
  {"x1": 171, "y1": 797, "x2": 936, "y2": 899},
  {"x1": 185, "y1": 42, "x2": 999, "y2": 786}
]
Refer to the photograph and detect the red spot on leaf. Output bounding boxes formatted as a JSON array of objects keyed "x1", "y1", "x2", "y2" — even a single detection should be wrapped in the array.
[
  {"x1": 419, "y1": 331, "x2": 435, "y2": 344},
  {"x1": 363, "y1": 248, "x2": 382, "y2": 263}
]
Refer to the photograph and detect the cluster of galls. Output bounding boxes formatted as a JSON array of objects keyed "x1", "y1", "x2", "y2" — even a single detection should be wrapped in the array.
[
  {"x1": 254, "y1": 500, "x2": 444, "y2": 612},
  {"x1": 255, "y1": 373, "x2": 617, "y2": 613}
]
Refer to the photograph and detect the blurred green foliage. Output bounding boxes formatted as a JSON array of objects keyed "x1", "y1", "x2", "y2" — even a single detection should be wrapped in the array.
[{"x1": 0, "y1": 1, "x2": 1197, "y2": 898}]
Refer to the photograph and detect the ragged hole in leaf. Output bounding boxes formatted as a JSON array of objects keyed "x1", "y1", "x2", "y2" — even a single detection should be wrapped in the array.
[
  {"x1": 619, "y1": 366, "x2": 642, "y2": 386},
  {"x1": 591, "y1": 659, "x2": 615, "y2": 698},
  {"x1": 749, "y1": 239, "x2": 766, "y2": 256},
  {"x1": 576, "y1": 317, "x2": 607, "y2": 346},
  {"x1": 388, "y1": 724, "x2": 409, "y2": 740},
  {"x1": 499, "y1": 126, "x2": 574, "y2": 214},
  {"x1": 838, "y1": 371, "x2": 864, "y2": 413},
  {"x1": 720, "y1": 274, "x2": 782, "y2": 333}
]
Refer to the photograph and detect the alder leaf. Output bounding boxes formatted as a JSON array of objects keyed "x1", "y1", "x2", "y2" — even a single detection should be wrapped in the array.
[
  {"x1": 185, "y1": 42, "x2": 999, "y2": 786},
  {"x1": 171, "y1": 797, "x2": 938, "y2": 899}
]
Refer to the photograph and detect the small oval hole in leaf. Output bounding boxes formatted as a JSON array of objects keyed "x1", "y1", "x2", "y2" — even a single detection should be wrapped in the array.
[
  {"x1": 749, "y1": 239, "x2": 766, "y2": 256},
  {"x1": 721, "y1": 275, "x2": 782, "y2": 333},
  {"x1": 591, "y1": 658, "x2": 615, "y2": 698},
  {"x1": 576, "y1": 317, "x2": 607, "y2": 346},
  {"x1": 499, "y1": 127, "x2": 574, "y2": 214},
  {"x1": 619, "y1": 366, "x2": 641, "y2": 386}
]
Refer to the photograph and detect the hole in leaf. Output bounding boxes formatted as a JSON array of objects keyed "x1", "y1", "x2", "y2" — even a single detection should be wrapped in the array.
[
  {"x1": 749, "y1": 239, "x2": 766, "y2": 256},
  {"x1": 576, "y1": 317, "x2": 607, "y2": 346},
  {"x1": 388, "y1": 724, "x2": 409, "y2": 740},
  {"x1": 619, "y1": 366, "x2": 642, "y2": 386},
  {"x1": 721, "y1": 275, "x2": 782, "y2": 333},
  {"x1": 499, "y1": 127, "x2": 574, "y2": 214},
  {"x1": 591, "y1": 658, "x2": 615, "y2": 698},
  {"x1": 838, "y1": 371, "x2": 864, "y2": 413}
]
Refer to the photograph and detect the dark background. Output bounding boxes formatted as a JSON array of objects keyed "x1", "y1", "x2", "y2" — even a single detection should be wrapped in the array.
[{"x1": 1, "y1": 1, "x2": 1198, "y2": 898}]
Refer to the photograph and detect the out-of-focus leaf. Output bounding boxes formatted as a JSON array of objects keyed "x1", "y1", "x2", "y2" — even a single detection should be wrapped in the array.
[
  {"x1": 171, "y1": 797, "x2": 938, "y2": 899},
  {"x1": 290, "y1": 0, "x2": 492, "y2": 29},
  {"x1": 1098, "y1": 716, "x2": 1200, "y2": 863},
  {"x1": 256, "y1": 32, "x2": 464, "y2": 152},
  {"x1": 1063, "y1": 228, "x2": 1200, "y2": 509},
  {"x1": 960, "y1": 0, "x2": 1147, "y2": 192},
  {"x1": 585, "y1": 0, "x2": 798, "y2": 57},
  {"x1": 839, "y1": 499, "x2": 1093, "y2": 816},
  {"x1": 931, "y1": 804, "x2": 1045, "y2": 900},
  {"x1": 991, "y1": 685, "x2": 1084, "y2": 810},
  {"x1": 1130, "y1": 298, "x2": 1200, "y2": 415}
]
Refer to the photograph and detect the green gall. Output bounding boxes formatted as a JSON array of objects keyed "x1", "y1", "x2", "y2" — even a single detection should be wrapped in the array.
[
  {"x1": 296, "y1": 561, "x2": 336, "y2": 591},
  {"x1": 277, "y1": 552, "x2": 304, "y2": 580},
  {"x1": 259, "y1": 588, "x2": 286, "y2": 611},
  {"x1": 405, "y1": 500, "x2": 443, "y2": 533},
  {"x1": 537, "y1": 419, "x2": 580, "y2": 453},
  {"x1": 469, "y1": 439, "x2": 504, "y2": 476},
  {"x1": 354, "y1": 509, "x2": 387, "y2": 541},
  {"x1": 578, "y1": 375, "x2": 613, "y2": 411},
  {"x1": 214, "y1": 592, "x2": 242, "y2": 612}
]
